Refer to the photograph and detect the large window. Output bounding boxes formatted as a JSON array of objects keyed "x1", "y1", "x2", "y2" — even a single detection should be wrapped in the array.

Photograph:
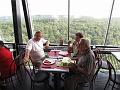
[
  {"x1": 20, "y1": 0, "x2": 29, "y2": 43},
  {"x1": 0, "y1": 0, "x2": 14, "y2": 42},
  {"x1": 106, "y1": 0, "x2": 120, "y2": 46},
  {"x1": 27, "y1": 0, "x2": 120, "y2": 46},
  {"x1": 1, "y1": 0, "x2": 120, "y2": 46},
  {"x1": 70, "y1": 0, "x2": 113, "y2": 45},
  {"x1": 28, "y1": 0, "x2": 68, "y2": 44}
]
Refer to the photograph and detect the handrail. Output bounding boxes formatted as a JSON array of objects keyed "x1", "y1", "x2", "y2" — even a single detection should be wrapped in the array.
[{"x1": 97, "y1": 52, "x2": 120, "y2": 70}]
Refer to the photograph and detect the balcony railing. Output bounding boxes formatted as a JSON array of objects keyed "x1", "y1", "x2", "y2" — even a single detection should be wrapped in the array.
[{"x1": 95, "y1": 47, "x2": 120, "y2": 71}]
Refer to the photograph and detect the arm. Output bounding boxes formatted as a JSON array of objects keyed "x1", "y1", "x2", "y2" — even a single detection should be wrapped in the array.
[
  {"x1": 69, "y1": 63, "x2": 87, "y2": 75},
  {"x1": 44, "y1": 41, "x2": 49, "y2": 49},
  {"x1": 23, "y1": 40, "x2": 32, "y2": 63},
  {"x1": 76, "y1": 66, "x2": 88, "y2": 77},
  {"x1": 23, "y1": 49, "x2": 30, "y2": 63}
]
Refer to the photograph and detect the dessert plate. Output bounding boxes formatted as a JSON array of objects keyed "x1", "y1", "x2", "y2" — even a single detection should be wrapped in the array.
[{"x1": 43, "y1": 59, "x2": 55, "y2": 65}]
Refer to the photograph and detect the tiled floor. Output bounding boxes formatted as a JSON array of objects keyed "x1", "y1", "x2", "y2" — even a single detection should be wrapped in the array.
[{"x1": 0, "y1": 71, "x2": 120, "y2": 90}]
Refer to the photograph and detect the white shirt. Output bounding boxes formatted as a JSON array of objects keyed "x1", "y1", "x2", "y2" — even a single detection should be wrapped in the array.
[{"x1": 26, "y1": 38, "x2": 47, "y2": 62}]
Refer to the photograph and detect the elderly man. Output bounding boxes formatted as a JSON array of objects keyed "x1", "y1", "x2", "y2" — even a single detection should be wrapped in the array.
[{"x1": 24, "y1": 31, "x2": 49, "y2": 68}]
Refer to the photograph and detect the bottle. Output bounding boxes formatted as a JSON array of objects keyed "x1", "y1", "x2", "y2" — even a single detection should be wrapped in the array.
[
  {"x1": 68, "y1": 41, "x2": 73, "y2": 53},
  {"x1": 59, "y1": 38, "x2": 63, "y2": 46}
]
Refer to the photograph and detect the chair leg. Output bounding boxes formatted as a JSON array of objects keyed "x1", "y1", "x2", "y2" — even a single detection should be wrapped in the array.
[
  {"x1": 10, "y1": 77, "x2": 15, "y2": 90},
  {"x1": 44, "y1": 80, "x2": 53, "y2": 90},
  {"x1": 111, "y1": 68, "x2": 116, "y2": 90},
  {"x1": 89, "y1": 81, "x2": 93, "y2": 90},
  {"x1": 15, "y1": 73, "x2": 22, "y2": 86},
  {"x1": 111, "y1": 82, "x2": 115, "y2": 90},
  {"x1": 74, "y1": 82, "x2": 78, "y2": 90},
  {"x1": 31, "y1": 81, "x2": 34, "y2": 90},
  {"x1": 74, "y1": 82, "x2": 89, "y2": 90},
  {"x1": 104, "y1": 79, "x2": 110, "y2": 90},
  {"x1": 92, "y1": 67, "x2": 101, "y2": 83}
]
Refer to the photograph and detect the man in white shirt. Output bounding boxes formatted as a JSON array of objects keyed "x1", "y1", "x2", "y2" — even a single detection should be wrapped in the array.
[{"x1": 24, "y1": 31, "x2": 49, "y2": 68}]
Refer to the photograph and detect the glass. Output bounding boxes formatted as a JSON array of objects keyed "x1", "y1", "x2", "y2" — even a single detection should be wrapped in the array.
[
  {"x1": 45, "y1": 51, "x2": 49, "y2": 58},
  {"x1": 70, "y1": 0, "x2": 113, "y2": 45},
  {"x1": 106, "y1": 0, "x2": 120, "y2": 46},
  {"x1": 23, "y1": 0, "x2": 120, "y2": 46},
  {"x1": 20, "y1": 0, "x2": 29, "y2": 43},
  {"x1": 53, "y1": 49, "x2": 59, "y2": 57},
  {"x1": 0, "y1": 0, "x2": 14, "y2": 42},
  {"x1": 28, "y1": 0, "x2": 68, "y2": 44}
]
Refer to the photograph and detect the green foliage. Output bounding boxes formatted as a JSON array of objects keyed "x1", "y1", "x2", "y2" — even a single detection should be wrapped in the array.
[{"x1": 0, "y1": 15, "x2": 120, "y2": 46}]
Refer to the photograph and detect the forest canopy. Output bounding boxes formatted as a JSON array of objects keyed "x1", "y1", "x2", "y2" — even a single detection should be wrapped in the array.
[{"x1": 0, "y1": 15, "x2": 120, "y2": 46}]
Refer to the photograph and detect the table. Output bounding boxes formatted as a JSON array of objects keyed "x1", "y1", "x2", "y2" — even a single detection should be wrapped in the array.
[
  {"x1": 39, "y1": 50, "x2": 70, "y2": 90},
  {"x1": 39, "y1": 58, "x2": 69, "y2": 90}
]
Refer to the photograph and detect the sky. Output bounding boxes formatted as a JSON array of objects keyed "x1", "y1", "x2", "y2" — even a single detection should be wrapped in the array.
[{"x1": 0, "y1": 0, "x2": 120, "y2": 18}]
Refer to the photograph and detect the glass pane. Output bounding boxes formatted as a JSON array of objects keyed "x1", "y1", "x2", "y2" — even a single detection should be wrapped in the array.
[
  {"x1": 20, "y1": 0, "x2": 29, "y2": 44},
  {"x1": 0, "y1": 0, "x2": 14, "y2": 42},
  {"x1": 107, "y1": 0, "x2": 120, "y2": 46},
  {"x1": 70, "y1": 0, "x2": 113, "y2": 45},
  {"x1": 28, "y1": 0, "x2": 68, "y2": 45}
]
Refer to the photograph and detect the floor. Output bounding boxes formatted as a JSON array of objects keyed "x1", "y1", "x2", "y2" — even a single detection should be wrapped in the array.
[{"x1": 0, "y1": 70, "x2": 120, "y2": 90}]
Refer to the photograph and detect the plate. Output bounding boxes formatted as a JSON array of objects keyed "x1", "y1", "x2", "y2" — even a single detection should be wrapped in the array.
[
  {"x1": 51, "y1": 50, "x2": 61, "y2": 52},
  {"x1": 59, "y1": 51, "x2": 68, "y2": 56},
  {"x1": 43, "y1": 59, "x2": 55, "y2": 65},
  {"x1": 49, "y1": 56, "x2": 63, "y2": 59}
]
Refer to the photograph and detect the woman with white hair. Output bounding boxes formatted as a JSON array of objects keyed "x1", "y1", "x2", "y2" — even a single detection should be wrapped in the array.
[{"x1": 64, "y1": 38, "x2": 96, "y2": 90}]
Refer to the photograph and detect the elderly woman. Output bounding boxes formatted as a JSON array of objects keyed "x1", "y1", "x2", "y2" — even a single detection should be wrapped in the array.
[
  {"x1": 68, "y1": 32, "x2": 84, "y2": 57},
  {"x1": 64, "y1": 38, "x2": 96, "y2": 90}
]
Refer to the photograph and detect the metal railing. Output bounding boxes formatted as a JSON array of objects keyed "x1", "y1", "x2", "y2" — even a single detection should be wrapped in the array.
[{"x1": 96, "y1": 48, "x2": 120, "y2": 70}]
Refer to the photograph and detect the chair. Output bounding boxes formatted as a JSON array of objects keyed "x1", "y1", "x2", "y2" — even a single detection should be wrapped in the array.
[
  {"x1": 0, "y1": 54, "x2": 25, "y2": 90},
  {"x1": 23, "y1": 60, "x2": 51, "y2": 90},
  {"x1": 104, "y1": 60, "x2": 116, "y2": 90},
  {"x1": 106, "y1": 53, "x2": 120, "y2": 90},
  {"x1": 0, "y1": 59, "x2": 16, "y2": 89},
  {"x1": 109, "y1": 74, "x2": 120, "y2": 90},
  {"x1": 74, "y1": 48, "x2": 116, "y2": 90},
  {"x1": 92, "y1": 48, "x2": 116, "y2": 90}
]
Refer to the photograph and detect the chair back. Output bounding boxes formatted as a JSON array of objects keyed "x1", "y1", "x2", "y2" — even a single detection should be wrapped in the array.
[
  {"x1": 0, "y1": 59, "x2": 16, "y2": 80},
  {"x1": 92, "y1": 48, "x2": 117, "y2": 90}
]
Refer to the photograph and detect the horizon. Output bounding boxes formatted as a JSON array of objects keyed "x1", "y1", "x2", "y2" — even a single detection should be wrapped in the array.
[
  {"x1": 1, "y1": 15, "x2": 120, "y2": 20},
  {"x1": 0, "y1": 0, "x2": 120, "y2": 19}
]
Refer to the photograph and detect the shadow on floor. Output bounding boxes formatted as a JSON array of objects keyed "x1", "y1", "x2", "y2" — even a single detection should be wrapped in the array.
[{"x1": 1, "y1": 71, "x2": 120, "y2": 90}]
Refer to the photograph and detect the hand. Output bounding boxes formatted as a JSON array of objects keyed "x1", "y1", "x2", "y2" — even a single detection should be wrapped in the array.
[
  {"x1": 69, "y1": 63, "x2": 78, "y2": 72},
  {"x1": 44, "y1": 45, "x2": 49, "y2": 49},
  {"x1": 23, "y1": 58, "x2": 29, "y2": 64},
  {"x1": 71, "y1": 56, "x2": 78, "y2": 61},
  {"x1": 44, "y1": 41, "x2": 49, "y2": 49}
]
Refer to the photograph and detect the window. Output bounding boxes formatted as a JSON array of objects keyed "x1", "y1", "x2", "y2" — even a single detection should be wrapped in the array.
[
  {"x1": 0, "y1": 0, "x2": 14, "y2": 42},
  {"x1": 70, "y1": 0, "x2": 113, "y2": 45},
  {"x1": 20, "y1": 0, "x2": 29, "y2": 43},
  {"x1": 28, "y1": 0, "x2": 68, "y2": 44},
  {"x1": 106, "y1": 0, "x2": 120, "y2": 46},
  {"x1": 25, "y1": 0, "x2": 120, "y2": 46}
]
